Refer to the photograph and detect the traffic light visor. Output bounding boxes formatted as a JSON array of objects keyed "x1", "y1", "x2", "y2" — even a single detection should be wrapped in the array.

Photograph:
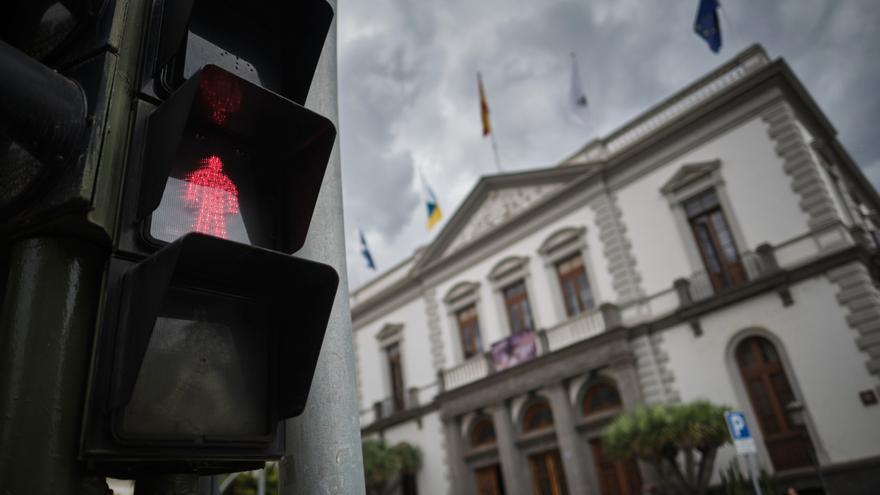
[{"x1": 149, "y1": 0, "x2": 333, "y2": 104}]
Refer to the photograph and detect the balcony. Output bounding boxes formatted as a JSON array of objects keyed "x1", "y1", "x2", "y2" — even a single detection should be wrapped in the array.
[
  {"x1": 372, "y1": 387, "x2": 422, "y2": 423},
  {"x1": 439, "y1": 304, "x2": 622, "y2": 393},
  {"x1": 675, "y1": 247, "x2": 774, "y2": 303}
]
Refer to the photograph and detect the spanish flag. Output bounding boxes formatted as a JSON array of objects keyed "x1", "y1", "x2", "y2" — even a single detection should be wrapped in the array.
[
  {"x1": 422, "y1": 175, "x2": 443, "y2": 230},
  {"x1": 478, "y1": 72, "x2": 492, "y2": 137}
]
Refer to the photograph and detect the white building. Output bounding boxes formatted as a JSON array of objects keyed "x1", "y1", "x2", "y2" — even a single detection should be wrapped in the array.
[{"x1": 351, "y1": 45, "x2": 880, "y2": 495}]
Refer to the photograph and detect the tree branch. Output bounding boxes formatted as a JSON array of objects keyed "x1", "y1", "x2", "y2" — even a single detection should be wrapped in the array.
[
  {"x1": 696, "y1": 447, "x2": 718, "y2": 495},
  {"x1": 663, "y1": 452, "x2": 693, "y2": 495}
]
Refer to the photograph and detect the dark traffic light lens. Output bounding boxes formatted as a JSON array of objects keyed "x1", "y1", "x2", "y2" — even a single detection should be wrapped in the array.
[{"x1": 119, "y1": 287, "x2": 271, "y2": 441}]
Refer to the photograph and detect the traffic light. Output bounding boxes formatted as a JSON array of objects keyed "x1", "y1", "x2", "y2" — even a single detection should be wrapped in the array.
[
  {"x1": 78, "y1": 0, "x2": 340, "y2": 477},
  {"x1": 0, "y1": 0, "x2": 117, "y2": 229}
]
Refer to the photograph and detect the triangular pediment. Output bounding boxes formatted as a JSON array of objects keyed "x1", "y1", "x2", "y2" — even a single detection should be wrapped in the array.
[
  {"x1": 444, "y1": 183, "x2": 563, "y2": 253},
  {"x1": 415, "y1": 165, "x2": 591, "y2": 269}
]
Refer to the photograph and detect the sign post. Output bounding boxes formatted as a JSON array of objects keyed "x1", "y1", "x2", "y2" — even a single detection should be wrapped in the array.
[{"x1": 724, "y1": 411, "x2": 763, "y2": 495}]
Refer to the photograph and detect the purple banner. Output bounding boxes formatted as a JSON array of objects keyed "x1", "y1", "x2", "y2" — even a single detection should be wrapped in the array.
[{"x1": 490, "y1": 331, "x2": 537, "y2": 371}]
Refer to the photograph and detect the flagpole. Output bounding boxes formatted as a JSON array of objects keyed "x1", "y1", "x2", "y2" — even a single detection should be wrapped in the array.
[
  {"x1": 489, "y1": 131, "x2": 502, "y2": 172},
  {"x1": 718, "y1": 2, "x2": 737, "y2": 49}
]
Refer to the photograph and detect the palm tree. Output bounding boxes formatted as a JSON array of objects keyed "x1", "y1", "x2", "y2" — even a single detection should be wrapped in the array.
[
  {"x1": 362, "y1": 439, "x2": 422, "y2": 495},
  {"x1": 604, "y1": 401, "x2": 730, "y2": 495}
]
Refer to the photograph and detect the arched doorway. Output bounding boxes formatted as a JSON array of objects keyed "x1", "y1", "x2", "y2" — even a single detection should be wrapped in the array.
[
  {"x1": 521, "y1": 399, "x2": 569, "y2": 495},
  {"x1": 582, "y1": 382, "x2": 641, "y2": 495},
  {"x1": 470, "y1": 417, "x2": 505, "y2": 495},
  {"x1": 735, "y1": 336, "x2": 815, "y2": 470}
]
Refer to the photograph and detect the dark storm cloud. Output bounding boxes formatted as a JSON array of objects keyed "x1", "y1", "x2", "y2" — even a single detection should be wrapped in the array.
[{"x1": 339, "y1": 0, "x2": 880, "y2": 287}]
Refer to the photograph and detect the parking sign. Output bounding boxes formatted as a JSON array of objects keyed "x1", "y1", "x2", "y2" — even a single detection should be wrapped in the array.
[{"x1": 724, "y1": 411, "x2": 757, "y2": 455}]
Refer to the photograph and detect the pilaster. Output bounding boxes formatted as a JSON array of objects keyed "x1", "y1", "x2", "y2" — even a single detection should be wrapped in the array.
[
  {"x1": 490, "y1": 402, "x2": 531, "y2": 495},
  {"x1": 546, "y1": 383, "x2": 598, "y2": 495}
]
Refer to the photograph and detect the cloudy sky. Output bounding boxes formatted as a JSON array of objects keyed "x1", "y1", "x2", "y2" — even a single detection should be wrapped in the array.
[{"x1": 337, "y1": 0, "x2": 880, "y2": 289}]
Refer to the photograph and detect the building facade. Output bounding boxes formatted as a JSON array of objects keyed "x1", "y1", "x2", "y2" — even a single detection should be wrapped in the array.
[{"x1": 351, "y1": 45, "x2": 880, "y2": 495}]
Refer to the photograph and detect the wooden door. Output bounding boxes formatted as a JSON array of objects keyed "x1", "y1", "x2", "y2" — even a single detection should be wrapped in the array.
[
  {"x1": 528, "y1": 449, "x2": 568, "y2": 495},
  {"x1": 475, "y1": 464, "x2": 505, "y2": 495},
  {"x1": 589, "y1": 439, "x2": 641, "y2": 495},
  {"x1": 736, "y1": 337, "x2": 814, "y2": 470}
]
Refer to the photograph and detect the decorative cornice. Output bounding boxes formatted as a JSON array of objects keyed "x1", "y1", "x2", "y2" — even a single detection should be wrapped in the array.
[
  {"x1": 660, "y1": 159, "x2": 722, "y2": 195},
  {"x1": 443, "y1": 280, "x2": 481, "y2": 305},
  {"x1": 488, "y1": 255, "x2": 530, "y2": 282},
  {"x1": 376, "y1": 323, "x2": 404, "y2": 343},
  {"x1": 538, "y1": 226, "x2": 587, "y2": 256}
]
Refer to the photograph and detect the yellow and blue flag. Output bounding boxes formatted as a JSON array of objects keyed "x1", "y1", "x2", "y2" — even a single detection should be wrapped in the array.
[
  {"x1": 694, "y1": 0, "x2": 722, "y2": 53},
  {"x1": 422, "y1": 176, "x2": 443, "y2": 230}
]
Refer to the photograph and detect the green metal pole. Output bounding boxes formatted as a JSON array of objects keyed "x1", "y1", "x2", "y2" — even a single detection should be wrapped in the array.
[{"x1": 0, "y1": 237, "x2": 108, "y2": 494}]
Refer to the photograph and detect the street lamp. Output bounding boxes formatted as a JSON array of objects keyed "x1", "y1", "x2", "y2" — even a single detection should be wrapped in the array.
[{"x1": 784, "y1": 400, "x2": 829, "y2": 494}]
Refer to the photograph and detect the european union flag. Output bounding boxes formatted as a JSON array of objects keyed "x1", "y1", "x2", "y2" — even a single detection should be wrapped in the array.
[
  {"x1": 359, "y1": 230, "x2": 376, "y2": 270},
  {"x1": 694, "y1": 0, "x2": 722, "y2": 53}
]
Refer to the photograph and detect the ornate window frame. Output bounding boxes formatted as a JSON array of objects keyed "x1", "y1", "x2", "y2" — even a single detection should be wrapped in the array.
[
  {"x1": 375, "y1": 323, "x2": 405, "y2": 404},
  {"x1": 660, "y1": 160, "x2": 749, "y2": 276},
  {"x1": 488, "y1": 255, "x2": 540, "y2": 336},
  {"x1": 538, "y1": 226, "x2": 602, "y2": 322},
  {"x1": 443, "y1": 280, "x2": 484, "y2": 364}
]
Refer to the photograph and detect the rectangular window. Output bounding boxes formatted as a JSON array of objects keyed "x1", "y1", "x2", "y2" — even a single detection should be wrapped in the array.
[
  {"x1": 503, "y1": 280, "x2": 534, "y2": 334},
  {"x1": 455, "y1": 304, "x2": 482, "y2": 359},
  {"x1": 555, "y1": 254, "x2": 595, "y2": 317},
  {"x1": 385, "y1": 342, "x2": 405, "y2": 412},
  {"x1": 684, "y1": 190, "x2": 746, "y2": 291}
]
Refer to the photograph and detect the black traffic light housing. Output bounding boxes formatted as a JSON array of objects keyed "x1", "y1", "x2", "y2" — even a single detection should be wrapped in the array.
[
  {"x1": 79, "y1": 0, "x2": 339, "y2": 477},
  {"x1": 82, "y1": 234, "x2": 337, "y2": 477},
  {"x1": 0, "y1": 0, "x2": 118, "y2": 232}
]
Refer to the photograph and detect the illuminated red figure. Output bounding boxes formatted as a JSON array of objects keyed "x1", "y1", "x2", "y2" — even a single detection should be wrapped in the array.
[
  {"x1": 184, "y1": 155, "x2": 239, "y2": 238},
  {"x1": 199, "y1": 70, "x2": 242, "y2": 125}
]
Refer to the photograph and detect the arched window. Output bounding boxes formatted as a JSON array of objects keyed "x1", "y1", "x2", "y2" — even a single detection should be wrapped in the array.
[
  {"x1": 470, "y1": 417, "x2": 496, "y2": 447},
  {"x1": 522, "y1": 399, "x2": 554, "y2": 432},
  {"x1": 735, "y1": 336, "x2": 814, "y2": 470},
  {"x1": 582, "y1": 382, "x2": 622, "y2": 416}
]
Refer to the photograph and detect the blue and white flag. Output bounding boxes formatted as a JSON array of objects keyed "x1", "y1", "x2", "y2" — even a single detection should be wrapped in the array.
[
  {"x1": 359, "y1": 229, "x2": 376, "y2": 270},
  {"x1": 694, "y1": 0, "x2": 722, "y2": 53},
  {"x1": 570, "y1": 53, "x2": 589, "y2": 110}
]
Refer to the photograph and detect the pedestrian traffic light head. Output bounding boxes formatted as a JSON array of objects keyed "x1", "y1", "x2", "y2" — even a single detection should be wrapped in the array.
[
  {"x1": 78, "y1": 0, "x2": 340, "y2": 477},
  {"x1": 135, "y1": 65, "x2": 336, "y2": 254}
]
